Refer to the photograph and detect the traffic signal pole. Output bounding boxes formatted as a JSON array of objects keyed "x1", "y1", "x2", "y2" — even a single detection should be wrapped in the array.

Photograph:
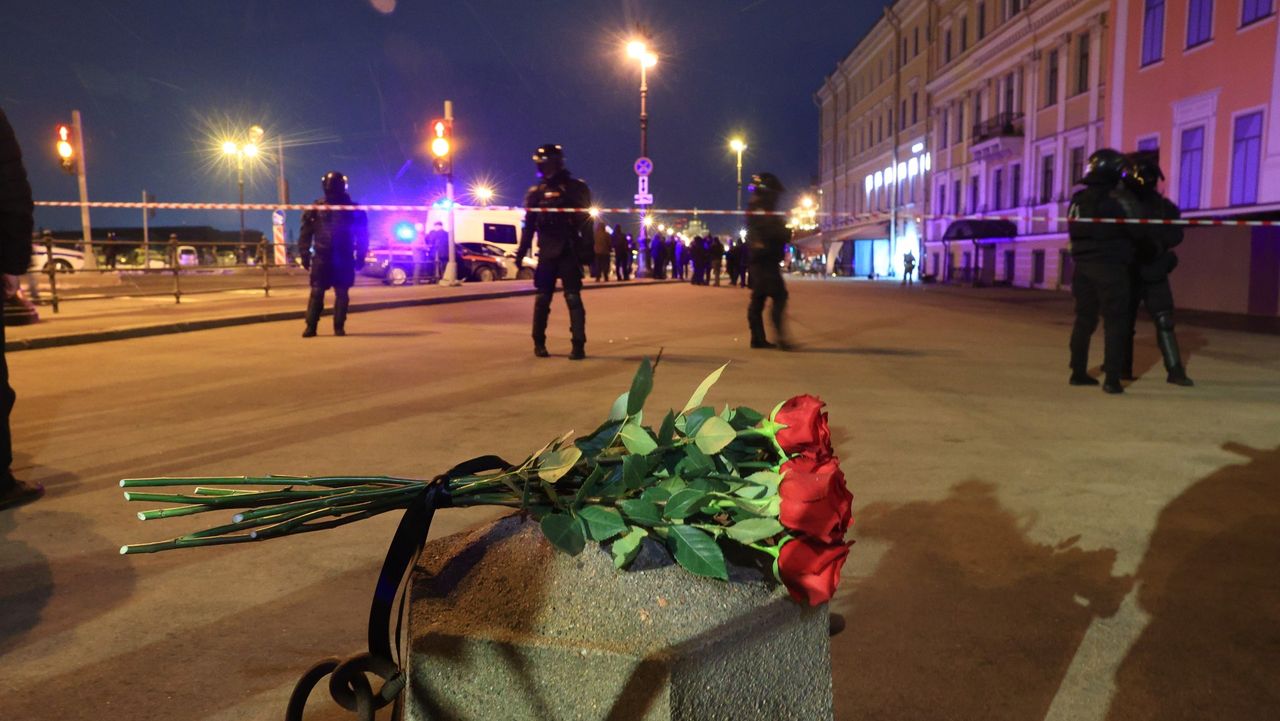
[
  {"x1": 71, "y1": 110, "x2": 96, "y2": 269},
  {"x1": 441, "y1": 100, "x2": 459, "y2": 286}
]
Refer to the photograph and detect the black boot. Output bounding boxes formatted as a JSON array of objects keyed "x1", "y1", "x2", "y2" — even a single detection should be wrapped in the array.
[
  {"x1": 565, "y1": 291, "x2": 586, "y2": 360},
  {"x1": 1102, "y1": 376, "x2": 1125, "y2": 394},
  {"x1": 1069, "y1": 371, "x2": 1099, "y2": 386},
  {"x1": 333, "y1": 287, "x2": 349, "y2": 336},
  {"x1": 532, "y1": 290, "x2": 552, "y2": 356},
  {"x1": 303, "y1": 287, "x2": 323, "y2": 337},
  {"x1": 1154, "y1": 312, "x2": 1194, "y2": 386}
]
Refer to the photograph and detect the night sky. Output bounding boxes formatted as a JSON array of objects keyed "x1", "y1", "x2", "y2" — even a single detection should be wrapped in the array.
[{"x1": 4, "y1": 0, "x2": 882, "y2": 237}]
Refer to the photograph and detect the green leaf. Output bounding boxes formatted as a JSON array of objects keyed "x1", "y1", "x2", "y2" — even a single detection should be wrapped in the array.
[
  {"x1": 682, "y1": 444, "x2": 716, "y2": 476},
  {"x1": 682, "y1": 362, "x2": 729, "y2": 413},
  {"x1": 734, "y1": 406, "x2": 765, "y2": 426},
  {"x1": 640, "y1": 486, "x2": 671, "y2": 504},
  {"x1": 695, "y1": 416, "x2": 737, "y2": 455},
  {"x1": 747, "y1": 470, "x2": 783, "y2": 489},
  {"x1": 620, "y1": 422, "x2": 658, "y2": 455},
  {"x1": 659, "y1": 475, "x2": 687, "y2": 495},
  {"x1": 538, "y1": 446, "x2": 583, "y2": 483},
  {"x1": 611, "y1": 527, "x2": 648, "y2": 569},
  {"x1": 668, "y1": 525, "x2": 728, "y2": 580},
  {"x1": 576, "y1": 420, "x2": 622, "y2": 458},
  {"x1": 541, "y1": 513, "x2": 586, "y2": 556},
  {"x1": 623, "y1": 454, "x2": 649, "y2": 490},
  {"x1": 733, "y1": 483, "x2": 768, "y2": 499},
  {"x1": 573, "y1": 464, "x2": 607, "y2": 509},
  {"x1": 684, "y1": 407, "x2": 716, "y2": 436},
  {"x1": 619, "y1": 499, "x2": 663, "y2": 527},
  {"x1": 725, "y1": 518, "x2": 785, "y2": 544},
  {"x1": 627, "y1": 358, "x2": 654, "y2": 416},
  {"x1": 541, "y1": 479, "x2": 564, "y2": 510},
  {"x1": 595, "y1": 466, "x2": 626, "y2": 499},
  {"x1": 579, "y1": 506, "x2": 629, "y2": 542},
  {"x1": 657, "y1": 411, "x2": 677, "y2": 446},
  {"x1": 608, "y1": 392, "x2": 630, "y2": 421},
  {"x1": 664, "y1": 488, "x2": 709, "y2": 520}
]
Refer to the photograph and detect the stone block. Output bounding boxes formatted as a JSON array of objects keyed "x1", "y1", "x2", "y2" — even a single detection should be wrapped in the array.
[{"x1": 403, "y1": 515, "x2": 832, "y2": 721}]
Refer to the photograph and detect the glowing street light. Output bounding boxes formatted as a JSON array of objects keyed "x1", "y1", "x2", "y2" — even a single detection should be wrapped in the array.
[
  {"x1": 626, "y1": 35, "x2": 658, "y2": 276},
  {"x1": 470, "y1": 182, "x2": 495, "y2": 206},
  {"x1": 729, "y1": 137, "x2": 747, "y2": 211},
  {"x1": 221, "y1": 125, "x2": 265, "y2": 251}
]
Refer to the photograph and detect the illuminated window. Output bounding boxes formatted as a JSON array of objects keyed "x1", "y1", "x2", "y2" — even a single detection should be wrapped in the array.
[{"x1": 1142, "y1": 0, "x2": 1165, "y2": 66}]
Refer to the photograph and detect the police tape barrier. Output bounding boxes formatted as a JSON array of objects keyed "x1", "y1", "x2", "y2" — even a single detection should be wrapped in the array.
[{"x1": 32, "y1": 200, "x2": 1270, "y2": 226}]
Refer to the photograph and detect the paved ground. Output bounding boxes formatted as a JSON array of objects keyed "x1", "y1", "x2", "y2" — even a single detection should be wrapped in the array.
[{"x1": 1, "y1": 278, "x2": 1277, "y2": 720}]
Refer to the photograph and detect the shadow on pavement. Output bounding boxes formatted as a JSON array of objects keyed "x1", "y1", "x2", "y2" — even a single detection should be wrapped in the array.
[
  {"x1": 833, "y1": 480, "x2": 1132, "y2": 721},
  {"x1": 0, "y1": 511, "x2": 52, "y2": 655},
  {"x1": 1105, "y1": 442, "x2": 1280, "y2": 721}
]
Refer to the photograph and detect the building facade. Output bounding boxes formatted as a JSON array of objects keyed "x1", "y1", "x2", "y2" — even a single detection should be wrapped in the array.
[
  {"x1": 816, "y1": 0, "x2": 932, "y2": 279},
  {"x1": 1109, "y1": 0, "x2": 1280, "y2": 316},
  {"x1": 924, "y1": 0, "x2": 1109, "y2": 289}
]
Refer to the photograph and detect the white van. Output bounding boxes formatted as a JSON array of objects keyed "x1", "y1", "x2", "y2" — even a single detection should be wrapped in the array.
[{"x1": 426, "y1": 206, "x2": 530, "y2": 278}]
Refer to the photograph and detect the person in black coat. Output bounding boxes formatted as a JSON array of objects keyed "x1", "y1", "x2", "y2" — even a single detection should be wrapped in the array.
[
  {"x1": 745, "y1": 173, "x2": 793, "y2": 349},
  {"x1": 612, "y1": 224, "x2": 632, "y2": 281},
  {"x1": 0, "y1": 107, "x2": 40, "y2": 509},
  {"x1": 514, "y1": 144, "x2": 594, "y2": 360},
  {"x1": 710, "y1": 235, "x2": 726, "y2": 286},
  {"x1": 1067, "y1": 149, "x2": 1142, "y2": 394},
  {"x1": 298, "y1": 171, "x2": 369, "y2": 337},
  {"x1": 1122, "y1": 152, "x2": 1193, "y2": 386}
]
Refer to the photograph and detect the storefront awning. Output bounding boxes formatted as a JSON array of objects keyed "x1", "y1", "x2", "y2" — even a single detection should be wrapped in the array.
[
  {"x1": 821, "y1": 221, "x2": 890, "y2": 244},
  {"x1": 941, "y1": 219, "x2": 1017, "y2": 241}
]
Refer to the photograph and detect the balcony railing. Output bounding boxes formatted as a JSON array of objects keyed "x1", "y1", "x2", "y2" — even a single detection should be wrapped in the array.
[{"x1": 971, "y1": 112, "x2": 1025, "y2": 144}]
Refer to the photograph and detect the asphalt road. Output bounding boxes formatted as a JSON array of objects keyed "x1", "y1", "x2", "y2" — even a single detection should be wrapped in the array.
[{"x1": 2, "y1": 279, "x2": 1278, "y2": 720}]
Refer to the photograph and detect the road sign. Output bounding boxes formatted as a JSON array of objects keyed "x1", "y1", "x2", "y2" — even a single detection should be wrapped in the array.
[
  {"x1": 633, "y1": 157, "x2": 653, "y2": 176},
  {"x1": 272, "y1": 210, "x2": 285, "y2": 226},
  {"x1": 634, "y1": 193, "x2": 654, "y2": 205},
  {"x1": 637, "y1": 176, "x2": 649, "y2": 195}
]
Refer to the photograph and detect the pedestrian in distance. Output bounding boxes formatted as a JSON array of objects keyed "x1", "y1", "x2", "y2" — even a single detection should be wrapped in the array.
[
  {"x1": 710, "y1": 235, "x2": 725, "y2": 286},
  {"x1": 1066, "y1": 149, "x2": 1141, "y2": 394},
  {"x1": 690, "y1": 235, "x2": 706, "y2": 285},
  {"x1": 0, "y1": 107, "x2": 41, "y2": 509},
  {"x1": 612, "y1": 224, "x2": 631, "y2": 281},
  {"x1": 299, "y1": 171, "x2": 369, "y2": 337},
  {"x1": 735, "y1": 241, "x2": 750, "y2": 287},
  {"x1": 726, "y1": 238, "x2": 741, "y2": 286},
  {"x1": 672, "y1": 237, "x2": 685, "y2": 280},
  {"x1": 593, "y1": 222, "x2": 612, "y2": 282},
  {"x1": 425, "y1": 221, "x2": 449, "y2": 282},
  {"x1": 745, "y1": 173, "x2": 793, "y2": 350},
  {"x1": 649, "y1": 232, "x2": 666, "y2": 280},
  {"x1": 513, "y1": 144, "x2": 594, "y2": 360},
  {"x1": 902, "y1": 251, "x2": 916, "y2": 286},
  {"x1": 1121, "y1": 151, "x2": 1194, "y2": 387}
]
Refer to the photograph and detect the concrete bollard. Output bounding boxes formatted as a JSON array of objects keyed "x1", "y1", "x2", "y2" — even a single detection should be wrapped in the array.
[{"x1": 404, "y1": 515, "x2": 833, "y2": 721}]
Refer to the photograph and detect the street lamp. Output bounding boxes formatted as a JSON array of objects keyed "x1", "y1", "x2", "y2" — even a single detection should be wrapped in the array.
[
  {"x1": 627, "y1": 38, "x2": 657, "y2": 276},
  {"x1": 222, "y1": 124, "x2": 265, "y2": 254},
  {"x1": 729, "y1": 137, "x2": 747, "y2": 212},
  {"x1": 470, "y1": 183, "x2": 494, "y2": 206}
]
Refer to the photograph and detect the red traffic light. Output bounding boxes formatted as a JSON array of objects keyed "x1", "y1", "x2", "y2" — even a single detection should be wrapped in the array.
[
  {"x1": 55, "y1": 123, "x2": 77, "y2": 174},
  {"x1": 429, "y1": 118, "x2": 451, "y2": 158}
]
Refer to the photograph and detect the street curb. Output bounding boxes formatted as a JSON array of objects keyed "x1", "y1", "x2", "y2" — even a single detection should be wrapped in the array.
[{"x1": 5, "y1": 279, "x2": 684, "y2": 352}]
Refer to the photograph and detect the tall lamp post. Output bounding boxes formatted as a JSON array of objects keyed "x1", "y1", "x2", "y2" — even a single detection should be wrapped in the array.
[
  {"x1": 729, "y1": 137, "x2": 747, "y2": 211},
  {"x1": 222, "y1": 125, "x2": 264, "y2": 257},
  {"x1": 627, "y1": 39, "x2": 657, "y2": 277}
]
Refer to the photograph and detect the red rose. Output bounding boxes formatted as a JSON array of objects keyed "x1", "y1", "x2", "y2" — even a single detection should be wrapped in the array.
[
  {"x1": 779, "y1": 455, "x2": 853, "y2": 543},
  {"x1": 774, "y1": 395, "x2": 833, "y2": 461},
  {"x1": 778, "y1": 536, "x2": 850, "y2": 606}
]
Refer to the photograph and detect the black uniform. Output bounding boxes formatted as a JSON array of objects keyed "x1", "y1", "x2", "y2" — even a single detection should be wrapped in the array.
[
  {"x1": 1067, "y1": 180, "x2": 1138, "y2": 386},
  {"x1": 612, "y1": 227, "x2": 632, "y2": 280},
  {"x1": 515, "y1": 168, "x2": 593, "y2": 355},
  {"x1": 747, "y1": 214, "x2": 792, "y2": 347},
  {"x1": 710, "y1": 237, "x2": 725, "y2": 286},
  {"x1": 0, "y1": 108, "x2": 34, "y2": 503},
  {"x1": 298, "y1": 189, "x2": 369, "y2": 335},
  {"x1": 1124, "y1": 187, "x2": 1191, "y2": 382}
]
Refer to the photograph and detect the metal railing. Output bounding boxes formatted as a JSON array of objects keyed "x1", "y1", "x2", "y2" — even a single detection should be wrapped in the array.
[
  {"x1": 970, "y1": 112, "x2": 1026, "y2": 144},
  {"x1": 27, "y1": 230, "x2": 306, "y2": 313}
]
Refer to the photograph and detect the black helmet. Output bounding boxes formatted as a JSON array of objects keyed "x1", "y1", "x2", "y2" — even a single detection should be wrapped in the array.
[
  {"x1": 748, "y1": 172, "x2": 787, "y2": 195},
  {"x1": 1126, "y1": 150, "x2": 1164, "y2": 189},
  {"x1": 531, "y1": 144, "x2": 564, "y2": 162},
  {"x1": 321, "y1": 171, "x2": 348, "y2": 195},
  {"x1": 1082, "y1": 149, "x2": 1129, "y2": 186}
]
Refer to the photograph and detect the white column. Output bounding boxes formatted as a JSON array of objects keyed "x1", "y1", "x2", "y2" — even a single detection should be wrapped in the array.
[
  {"x1": 1087, "y1": 21, "x2": 1104, "y2": 154},
  {"x1": 1262, "y1": 10, "x2": 1280, "y2": 201},
  {"x1": 1108, "y1": 0, "x2": 1131, "y2": 148}
]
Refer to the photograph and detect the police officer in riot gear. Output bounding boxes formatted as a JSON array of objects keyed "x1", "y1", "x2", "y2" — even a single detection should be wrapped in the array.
[
  {"x1": 298, "y1": 171, "x2": 369, "y2": 337},
  {"x1": 514, "y1": 144, "x2": 594, "y2": 360},
  {"x1": 1122, "y1": 152, "x2": 1194, "y2": 386},
  {"x1": 745, "y1": 172, "x2": 793, "y2": 349},
  {"x1": 1067, "y1": 149, "x2": 1140, "y2": 394}
]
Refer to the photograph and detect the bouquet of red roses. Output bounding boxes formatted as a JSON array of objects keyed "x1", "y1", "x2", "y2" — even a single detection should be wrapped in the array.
[{"x1": 122, "y1": 360, "x2": 854, "y2": 605}]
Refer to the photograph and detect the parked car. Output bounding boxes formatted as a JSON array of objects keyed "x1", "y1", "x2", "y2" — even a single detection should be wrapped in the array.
[
  {"x1": 113, "y1": 248, "x2": 169, "y2": 269},
  {"x1": 29, "y1": 243, "x2": 86, "y2": 273},
  {"x1": 176, "y1": 245, "x2": 199, "y2": 267},
  {"x1": 363, "y1": 241, "x2": 507, "y2": 285}
]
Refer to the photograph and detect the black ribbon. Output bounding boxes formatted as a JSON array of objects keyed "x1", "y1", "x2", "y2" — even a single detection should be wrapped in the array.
[{"x1": 285, "y1": 455, "x2": 511, "y2": 721}]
